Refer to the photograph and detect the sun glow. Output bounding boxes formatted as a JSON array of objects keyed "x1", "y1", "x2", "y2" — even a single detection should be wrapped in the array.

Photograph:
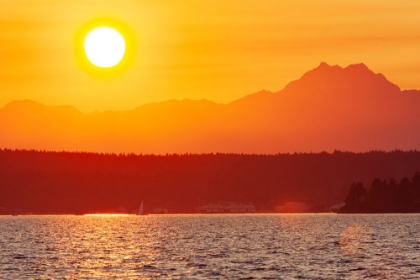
[
  {"x1": 84, "y1": 27, "x2": 126, "y2": 68},
  {"x1": 75, "y1": 18, "x2": 135, "y2": 78}
]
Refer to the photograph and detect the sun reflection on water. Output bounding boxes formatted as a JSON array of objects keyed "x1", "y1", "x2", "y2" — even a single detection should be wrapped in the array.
[
  {"x1": 339, "y1": 224, "x2": 373, "y2": 258},
  {"x1": 83, "y1": 214, "x2": 133, "y2": 217}
]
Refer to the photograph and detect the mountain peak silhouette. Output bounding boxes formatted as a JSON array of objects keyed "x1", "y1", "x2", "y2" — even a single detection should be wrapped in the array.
[
  {"x1": 4, "y1": 99, "x2": 44, "y2": 110},
  {"x1": 302, "y1": 62, "x2": 376, "y2": 79},
  {"x1": 283, "y1": 62, "x2": 400, "y2": 95},
  {"x1": 344, "y1": 62, "x2": 369, "y2": 71},
  {"x1": 2, "y1": 99, "x2": 83, "y2": 119},
  {"x1": 1, "y1": 62, "x2": 419, "y2": 153}
]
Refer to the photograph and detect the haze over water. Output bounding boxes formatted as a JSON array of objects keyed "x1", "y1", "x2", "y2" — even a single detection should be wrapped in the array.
[{"x1": 1, "y1": 214, "x2": 419, "y2": 279}]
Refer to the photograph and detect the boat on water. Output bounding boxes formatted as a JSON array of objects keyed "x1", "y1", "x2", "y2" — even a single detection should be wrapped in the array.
[
  {"x1": 152, "y1": 208, "x2": 168, "y2": 214},
  {"x1": 137, "y1": 200, "x2": 147, "y2": 215},
  {"x1": 224, "y1": 203, "x2": 256, "y2": 213},
  {"x1": 274, "y1": 202, "x2": 311, "y2": 213},
  {"x1": 199, "y1": 203, "x2": 256, "y2": 213},
  {"x1": 330, "y1": 202, "x2": 346, "y2": 213},
  {"x1": 199, "y1": 204, "x2": 224, "y2": 213}
]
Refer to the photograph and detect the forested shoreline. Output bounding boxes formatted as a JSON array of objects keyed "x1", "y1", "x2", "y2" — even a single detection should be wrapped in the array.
[
  {"x1": 1, "y1": 149, "x2": 420, "y2": 214},
  {"x1": 340, "y1": 172, "x2": 420, "y2": 213}
]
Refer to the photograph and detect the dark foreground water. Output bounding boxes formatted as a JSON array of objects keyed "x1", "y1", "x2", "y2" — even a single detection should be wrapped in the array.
[{"x1": 1, "y1": 214, "x2": 420, "y2": 279}]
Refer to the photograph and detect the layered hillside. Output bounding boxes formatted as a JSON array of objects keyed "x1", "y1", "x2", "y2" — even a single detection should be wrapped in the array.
[{"x1": 1, "y1": 63, "x2": 420, "y2": 153}]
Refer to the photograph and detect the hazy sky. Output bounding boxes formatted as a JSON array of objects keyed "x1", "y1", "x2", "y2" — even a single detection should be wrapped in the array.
[{"x1": 1, "y1": 0, "x2": 420, "y2": 112}]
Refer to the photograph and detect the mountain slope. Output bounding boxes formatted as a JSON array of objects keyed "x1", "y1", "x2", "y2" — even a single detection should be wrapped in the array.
[{"x1": 1, "y1": 63, "x2": 419, "y2": 153}]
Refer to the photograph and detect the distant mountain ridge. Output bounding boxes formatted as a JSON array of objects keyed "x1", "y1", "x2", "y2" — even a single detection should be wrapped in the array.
[{"x1": 1, "y1": 62, "x2": 420, "y2": 154}]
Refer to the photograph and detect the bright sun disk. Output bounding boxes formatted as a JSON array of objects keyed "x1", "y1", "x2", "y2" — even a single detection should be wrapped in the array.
[{"x1": 84, "y1": 27, "x2": 126, "y2": 68}]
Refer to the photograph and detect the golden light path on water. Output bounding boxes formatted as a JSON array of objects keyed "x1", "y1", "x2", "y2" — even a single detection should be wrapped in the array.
[
  {"x1": 339, "y1": 224, "x2": 373, "y2": 258},
  {"x1": 83, "y1": 214, "x2": 132, "y2": 217},
  {"x1": 1, "y1": 214, "x2": 420, "y2": 279}
]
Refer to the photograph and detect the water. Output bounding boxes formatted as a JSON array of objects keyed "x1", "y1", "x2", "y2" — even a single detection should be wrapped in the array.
[{"x1": 1, "y1": 214, "x2": 420, "y2": 279}]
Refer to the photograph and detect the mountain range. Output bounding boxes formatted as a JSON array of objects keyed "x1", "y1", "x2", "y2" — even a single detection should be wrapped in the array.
[{"x1": 1, "y1": 62, "x2": 420, "y2": 154}]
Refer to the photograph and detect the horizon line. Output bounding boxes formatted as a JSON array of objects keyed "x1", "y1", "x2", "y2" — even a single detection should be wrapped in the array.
[
  {"x1": 2, "y1": 61, "x2": 420, "y2": 114},
  {"x1": 2, "y1": 147, "x2": 419, "y2": 157}
]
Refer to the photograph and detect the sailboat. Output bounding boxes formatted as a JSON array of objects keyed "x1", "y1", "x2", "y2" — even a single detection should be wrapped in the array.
[{"x1": 137, "y1": 200, "x2": 147, "y2": 215}]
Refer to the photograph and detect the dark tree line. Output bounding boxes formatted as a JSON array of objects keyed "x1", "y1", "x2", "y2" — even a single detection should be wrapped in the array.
[
  {"x1": 2, "y1": 149, "x2": 420, "y2": 214},
  {"x1": 341, "y1": 172, "x2": 420, "y2": 213}
]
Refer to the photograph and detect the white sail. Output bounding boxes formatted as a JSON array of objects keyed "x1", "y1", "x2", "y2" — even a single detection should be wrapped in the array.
[{"x1": 138, "y1": 200, "x2": 144, "y2": 215}]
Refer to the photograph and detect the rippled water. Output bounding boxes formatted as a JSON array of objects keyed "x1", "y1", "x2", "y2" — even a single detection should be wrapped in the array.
[{"x1": 1, "y1": 214, "x2": 420, "y2": 279}]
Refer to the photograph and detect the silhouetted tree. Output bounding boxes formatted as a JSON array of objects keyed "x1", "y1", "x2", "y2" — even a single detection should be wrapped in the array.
[
  {"x1": 2, "y1": 149, "x2": 420, "y2": 213},
  {"x1": 398, "y1": 177, "x2": 412, "y2": 204},
  {"x1": 369, "y1": 178, "x2": 383, "y2": 204},
  {"x1": 412, "y1": 172, "x2": 420, "y2": 199},
  {"x1": 342, "y1": 171, "x2": 420, "y2": 213},
  {"x1": 345, "y1": 182, "x2": 367, "y2": 205}
]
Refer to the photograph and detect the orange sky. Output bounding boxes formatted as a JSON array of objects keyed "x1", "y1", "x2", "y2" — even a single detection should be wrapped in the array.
[{"x1": 1, "y1": 0, "x2": 420, "y2": 112}]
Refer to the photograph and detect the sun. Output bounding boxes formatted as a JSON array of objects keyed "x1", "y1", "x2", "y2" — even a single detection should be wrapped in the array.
[
  {"x1": 75, "y1": 18, "x2": 135, "y2": 78},
  {"x1": 84, "y1": 27, "x2": 126, "y2": 68}
]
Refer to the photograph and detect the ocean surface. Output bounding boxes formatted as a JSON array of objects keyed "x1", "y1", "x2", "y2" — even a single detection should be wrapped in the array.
[{"x1": 1, "y1": 214, "x2": 419, "y2": 279}]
